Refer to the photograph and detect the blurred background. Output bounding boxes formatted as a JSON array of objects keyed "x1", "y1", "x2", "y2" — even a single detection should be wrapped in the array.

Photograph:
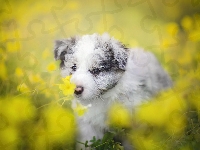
[{"x1": 0, "y1": 0, "x2": 200, "y2": 149}]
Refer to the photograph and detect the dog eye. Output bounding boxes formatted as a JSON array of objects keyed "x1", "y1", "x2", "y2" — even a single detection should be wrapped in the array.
[
  {"x1": 89, "y1": 68, "x2": 101, "y2": 75},
  {"x1": 71, "y1": 64, "x2": 77, "y2": 71},
  {"x1": 99, "y1": 62, "x2": 112, "y2": 71}
]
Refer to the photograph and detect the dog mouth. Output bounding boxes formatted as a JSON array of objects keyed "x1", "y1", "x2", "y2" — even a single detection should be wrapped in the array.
[{"x1": 73, "y1": 93, "x2": 97, "y2": 106}]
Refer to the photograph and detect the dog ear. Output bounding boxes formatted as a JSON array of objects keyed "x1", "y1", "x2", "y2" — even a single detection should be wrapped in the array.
[
  {"x1": 54, "y1": 40, "x2": 66, "y2": 60},
  {"x1": 54, "y1": 36, "x2": 78, "y2": 61}
]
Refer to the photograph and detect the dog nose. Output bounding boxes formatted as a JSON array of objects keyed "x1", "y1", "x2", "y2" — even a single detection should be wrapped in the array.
[{"x1": 74, "y1": 86, "x2": 84, "y2": 95}]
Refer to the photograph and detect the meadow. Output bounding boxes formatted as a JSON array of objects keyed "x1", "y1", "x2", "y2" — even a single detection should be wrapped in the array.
[{"x1": 0, "y1": 0, "x2": 200, "y2": 149}]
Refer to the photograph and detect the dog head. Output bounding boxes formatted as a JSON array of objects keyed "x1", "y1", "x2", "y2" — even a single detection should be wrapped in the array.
[{"x1": 54, "y1": 33, "x2": 128, "y2": 104}]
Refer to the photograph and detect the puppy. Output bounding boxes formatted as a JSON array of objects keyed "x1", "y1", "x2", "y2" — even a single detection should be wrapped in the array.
[{"x1": 54, "y1": 33, "x2": 172, "y2": 149}]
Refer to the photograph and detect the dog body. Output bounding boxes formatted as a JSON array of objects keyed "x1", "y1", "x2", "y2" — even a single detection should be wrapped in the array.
[{"x1": 54, "y1": 33, "x2": 172, "y2": 149}]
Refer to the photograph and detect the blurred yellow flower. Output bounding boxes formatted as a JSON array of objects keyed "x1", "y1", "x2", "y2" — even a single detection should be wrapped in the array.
[
  {"x1": 161, "y1": 39, "x2": 170, "y2": 49},
  {"x1": 29, "y1": 73, "x2": 43, "y2": 84},
  {"x1": 0, "y1": 126, "x2": 18, "y2": 149},
  {"x1": 181, "y1": 16, "x2": 193, "y2": 31},
  {"x1": 73, "y1": 102, "x2": 88, "y2": 116},
  {"x1": 41, "y1": 105, "x2": 76, "y2": 144},
  {"x1": 47, "y1": 62, "x2": 57, "y2": 72},
  {"x1": 0, "y1": 97, "x2": 36, "y2": 125},
  {"x1": 57, "y1": 76, "x2": 76, "y2": 96},
  {"x1": 166, "y1": 22, "x2": 179, "y2": 36},
  {"x1": 42, "y1": 48, "x2": 50, "y2": 59},
  {"x1": 6, "y1": 41, "x2": 20, "y2": 53},
  {"x1": 107, "y1": 103, "x2": 132, "y2": 128},
  {"x1": 34, "y1": 134, "x2": 48, "y2": 150},
  {"x1": 29, "y1": 57, "x2": 37, "y2": 66},
  {"x1": 17, "y1": 83, "x2": 30, "y2": 93},
  {"x1": 15, "y1": 67, "x2": 24, "y2": 77},
  {"x1": 136, "y1": 89, "x2": 187, "y2": 135},
  {"x1": 130, "y1": 132, "x2": 165, "y2": 150},
  {"x1": 165, "y1": 109, "x2": 186, "y2": 135}
]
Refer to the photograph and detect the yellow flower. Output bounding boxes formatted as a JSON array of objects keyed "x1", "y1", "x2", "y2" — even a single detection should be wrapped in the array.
[
  {"x1": 29, "y1": 73, "x2": 43, "y2": 83},
  {"x1": 130, "y1": 131, "x2": 165, "y2": 150},
  {"x1": 181, "y1": 16, "x2": 193, "y2": 31},
  {"x1": 161, "y1": 39, "x2": 170, "y2": 49},
  {"x1": 42, "y1": 105, "x2": 76, "y2": 144},
  {"x1": 47, "y1": 62, "x2": 57, "y2": 72},
  {"x1": 166, "y1": 22, "x2": 179, "y2": 36},
  {"x1": 136, "y1": 89, "x2": 186, "y2": 135},
  {"x1": 42, "y1": 48, "x2": 50, "y2": 59},
  {"x1": 15, "y1": 67, "x2": 24, "y2": 77},
  {"x1": 107, "y1": 103, "x2": 132, "y2": 128},
  {"x1": 6, "y1": 41, "x2": 19, "y2": 53},
  {"x1": 17, "y1": 83, "x2": 30, "y2": 93},
  {"x1": 58, "y1": 76, "x2": 76, "y2": 96},
  {"x1": 73, "y1": 102, "x2": 88, "y2": 116},
  {"x1": 0, "y1": 97, "x2": 36, "y2": 125},
  {"x1": 0, "y1": 126, "x2": 18, "y2": 149}
]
